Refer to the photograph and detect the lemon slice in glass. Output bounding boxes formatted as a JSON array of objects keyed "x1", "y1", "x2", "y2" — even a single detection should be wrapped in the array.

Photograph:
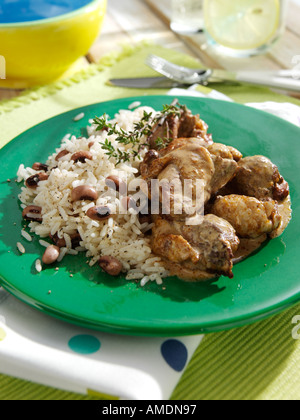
[{"x1": 204, "y1": 0, "x2": 281, "y2": 51}]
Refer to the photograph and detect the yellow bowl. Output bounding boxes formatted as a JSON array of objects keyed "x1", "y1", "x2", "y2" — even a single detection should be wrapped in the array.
[{"x1": 0, "y1": 0, "x2": 107, "y2": 89}]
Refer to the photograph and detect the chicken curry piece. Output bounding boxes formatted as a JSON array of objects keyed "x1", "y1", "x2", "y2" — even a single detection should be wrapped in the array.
[{"x1": 140, "y1": 101, "x2": 291, "y2": 281}]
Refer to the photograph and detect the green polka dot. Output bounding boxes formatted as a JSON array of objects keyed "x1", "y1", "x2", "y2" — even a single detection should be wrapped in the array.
[
  {"x1": 0, "y1": 327, "x2": 6, "y2": 341},
  {"x1": 68, "y1": 334, "x2": 101, "y2": 354}
]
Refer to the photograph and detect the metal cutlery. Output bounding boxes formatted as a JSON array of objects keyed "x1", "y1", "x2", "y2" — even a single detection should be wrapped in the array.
[
  {"x1": 145, "y1": 54, "x2": 212, "y2": 85},
  {"x1": 108, "y1": 76, "x2": 184, "y2": 89},
  {"x1": 145, "y1": 54, "x2": 300, "y2": 92},
  {"x1": 109, "y1": 54, "x2": 300, "y2": 92}
]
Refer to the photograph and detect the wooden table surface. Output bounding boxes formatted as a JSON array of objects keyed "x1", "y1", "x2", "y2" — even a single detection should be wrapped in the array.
[{"x1": 1, "y1": 0, "x2": 300, "y2": 102}]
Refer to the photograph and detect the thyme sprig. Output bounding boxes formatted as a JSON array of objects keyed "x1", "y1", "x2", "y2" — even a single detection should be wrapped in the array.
[{"x1": 93, "y1": 100, "x2": 184, "y2": 165}]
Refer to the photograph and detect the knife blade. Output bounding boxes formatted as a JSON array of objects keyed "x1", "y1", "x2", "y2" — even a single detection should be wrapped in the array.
[
  {"x1": 109, "y1": 71, "x2": 300, "y2": 92},
  {"x1": 108, "y1": 76, "x2": 187, "y2": 89}
]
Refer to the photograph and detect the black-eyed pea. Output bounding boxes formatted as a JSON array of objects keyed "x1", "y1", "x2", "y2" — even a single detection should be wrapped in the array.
[
  {"x1": 69, "y1": 232, "x2": 82, "y2": 248},
  {"x1": 49, "y1": 233, "x2": 66, "y2": 248},
  {"x1": 98, "y1": 256, "x2": 123, "y2": 276},
  {"x1": 22, "y1": 205, "x2": 43, "y2": 222},
  {"x1": 71, "y1": 151, "x2": 93, "y2": 163},
  {"x1": 86, "y1": 206, "x2": 111, "y2": 221},
  {"x1": 32, "y1": 162, "x2": 49, "y2": 172},
  {"x1": 42, "y1": 245, "x2": 60, "y2": 265},
  {"x1": 50, "y1": 231, "x2": 81, "y2": 249},
  {"x1": 71, "y1": 185, "x2": 98, "y2": 202},
  {"x1": 25, "y1": 173, "x2": 49, "y2": 189},
  {"x1": 105, "y1": 175, "x2": 127, "y2": 193},
  {"x1": 55, "y1": 150, "x2": 69, "y2": 161}
]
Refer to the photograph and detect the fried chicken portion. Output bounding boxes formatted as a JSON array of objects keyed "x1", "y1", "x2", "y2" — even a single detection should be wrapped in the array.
[
  {"x1": 148, "y1": 104, "x2": 213, "y2": 149},
  {"x1": 140, "y1": 142, "x2": 215, "y2": 218},
  {"x1": 160, "y1": 137, "x2": 210, "y2": 156},
  {"x1": 140, "y1": 138, "x2": 240, "y2": 219},
  {"x1": 211, "y1": 195, "x2": 282, "y2": 239},
  {"x1": 207, "y1": 143, "x2": 243, "y2": 162},
  {"x1": 206, "y1": 143, "x2": 242, "y2": 195},
  {"x1": 140, "y1": 101, "x2": 291, "y2": 282},
  {"x1": 210, "y1": 156, "x2": 238, "y2": 196},
  {"x1": 233, "y1": 155, "x2": 289, "y2": 201},
  {"x1": 152, "y1": 215, "x2": 240, "y2": 279}
]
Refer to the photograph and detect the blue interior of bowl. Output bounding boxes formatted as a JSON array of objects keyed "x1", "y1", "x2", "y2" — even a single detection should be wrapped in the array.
[{"x1": 0, "y1": 0, "x2": 94, "y2": 24}]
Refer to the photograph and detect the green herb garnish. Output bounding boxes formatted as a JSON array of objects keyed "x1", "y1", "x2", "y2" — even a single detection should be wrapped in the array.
[{"x1": 93, "y1": 100, "x2": 184, "y2": 165}]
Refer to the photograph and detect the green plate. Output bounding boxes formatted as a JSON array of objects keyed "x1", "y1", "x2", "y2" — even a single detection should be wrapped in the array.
[{"x1": 0, "y1": 96, "x2": 299, "y2": 336}]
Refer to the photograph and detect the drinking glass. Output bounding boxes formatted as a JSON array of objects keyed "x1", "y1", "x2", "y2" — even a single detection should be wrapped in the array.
[
  {"x1": 171, "y1": 0, "x2": 204, "y2": 35},
  {"x1": 203, "y1": 0, "x2": 289, "y2": 57}
]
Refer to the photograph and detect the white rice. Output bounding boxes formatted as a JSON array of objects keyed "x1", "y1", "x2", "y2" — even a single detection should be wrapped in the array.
[
  {"x1": 35, "y1": 259, "x2": 42, "y2": 273},
  {"x1": 16, "y1": 242, "x2": 25, "y2": 254},
  {"x1": 17, "y1": 106, "x2": 169, "y2": 285},
  {"x1": 21, "y1": 230, "x2": 32, "y2": 242},
  {"x1": 39, "y1": 239, "x2": 51, "y2": 248},
  {"x1": 128, "y1": 101, "x2": 142, "y2": 110},
  {"x1": 73, "y1": 112, "x2": 85, "y2": 122}
]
